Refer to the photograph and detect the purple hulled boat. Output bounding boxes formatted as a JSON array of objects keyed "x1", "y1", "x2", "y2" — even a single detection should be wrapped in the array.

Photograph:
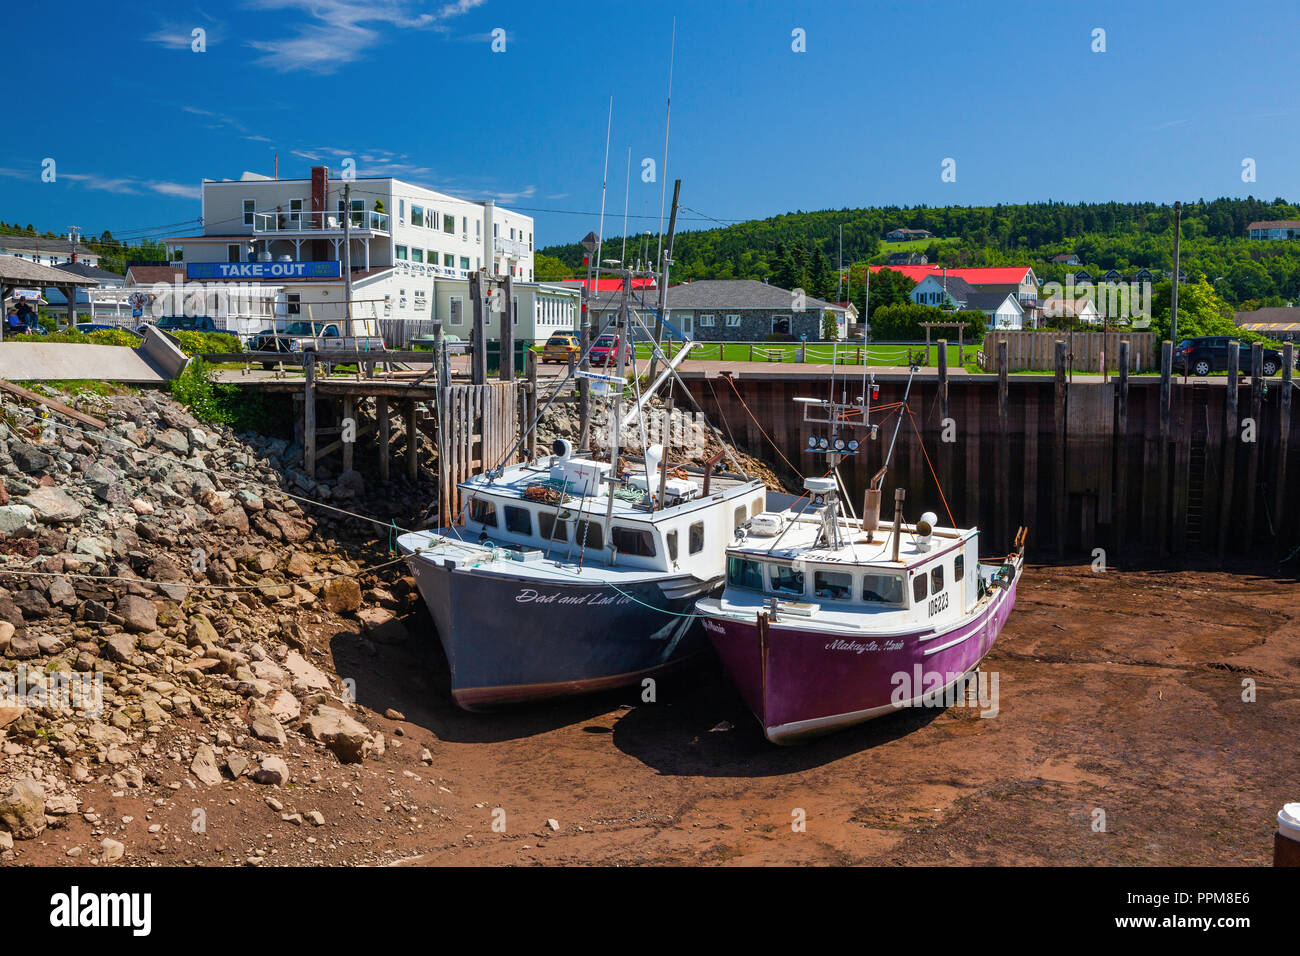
[{"x1": 694, "y1": 372, "x2": 1025, "y2": 744}]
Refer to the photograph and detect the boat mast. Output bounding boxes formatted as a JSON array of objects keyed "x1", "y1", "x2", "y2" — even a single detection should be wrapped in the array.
[{"x1": 603, "y1": 271, "x2": 631, "y2": 540}]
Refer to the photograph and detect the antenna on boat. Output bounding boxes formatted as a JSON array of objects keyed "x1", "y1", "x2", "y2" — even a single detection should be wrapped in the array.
[{"x1": 655, "y1": 17, "x2": 676, "y2": 269}]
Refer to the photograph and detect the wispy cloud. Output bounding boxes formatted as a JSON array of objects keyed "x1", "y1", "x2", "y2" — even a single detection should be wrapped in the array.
[
  {"x1": 145, "y1": 14, "x2": 225, "y2": 50},
  {"x1": 1151, "y1": 118, "x2": 1190, "y2": 130},
  {"x1": 244, "y1": 0, "x2": 485, "y2": 73},
  {"x1": 61, "y1": 173, "x2": 142, "y2": 195},
  {"x1": 148, "y1": 181, "x2": 204, "y2": 200}
]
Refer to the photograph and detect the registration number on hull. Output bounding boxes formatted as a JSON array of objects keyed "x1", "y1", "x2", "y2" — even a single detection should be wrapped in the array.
[{"x1": 928, "y1": 592, "x2": 949, "y2": 617}]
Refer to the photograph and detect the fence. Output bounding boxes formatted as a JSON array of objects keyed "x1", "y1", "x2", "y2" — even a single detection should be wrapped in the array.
[
  {"x1": 437, "y1": 381, "x2": 521, "y2": 525},
  {"x1": 980, "y1": 330, "x2": 1156, "y2": 372}
]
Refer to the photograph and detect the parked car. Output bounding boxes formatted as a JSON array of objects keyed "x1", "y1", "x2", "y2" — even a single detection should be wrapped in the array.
[
  {"x1": 142, "y1": 315, "x2": 221, "y2": 334},
  {"x1": 75, "y1": 323, "x2": 141, "y2": 337},
  {"x1": 540, "y1": 332, "x2": 580, "y2": 364},
  {"x1": 1174, "y1": 336, "x2": 1285, "y2": 377},
  {"x1": 589, "y1": 333, "x2": 629, "y2": 366}
]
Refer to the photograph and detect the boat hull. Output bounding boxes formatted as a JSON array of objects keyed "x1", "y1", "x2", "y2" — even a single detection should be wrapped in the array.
[
  {"x1": 703, "y1": 573, "x2": 1020, "y2": 744},
  {"x1": 404, "y1": 553, "x2": 716, "y2": 709}
]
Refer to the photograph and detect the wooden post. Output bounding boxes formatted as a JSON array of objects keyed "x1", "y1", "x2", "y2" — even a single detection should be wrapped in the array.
[
  {"x1": 957, "y1": 325, "x2": 963, "y2": 366},
  {"x1": 997, "y1": 339, "x2": 1009, "y2": 550},
  {"x1": 1158, "y1": 340, "x2": 1173, "y2": 555},
  {"x1": 1115, "y1": 340, "x2": 1129, "y2": 550},
  {"x1": 1245, "y1": 343, "x2": 1264, "y2": 540},
  {"x1": 937, "y1": 338, "x2": 951, "y2": 501},
  {"x1": 303, "y1": 350, "x2": 317, "y2": 478},
  {"x1": 469, "y1": 271, "x2": 487, "y2": 385},
  {"x1": 406, "y1": 400, "x2": 419, "y2": 481},
  {"x1": 500, "y1": 274, "x2": 515, "y2": 382},
  {"x1": 377, "y1": 395, "x2": 390, "y2": 481},
  {"x1": 1218, "y1": 341, "x2": 1240, "y2": 559},
  {"x1": 1276, "y1": 343, "x2": 1293, "y2": 550},
  {"x1": 1054, "y1": 340, "x2": 1067, "y2": 558},
  {"x1": 526, "y1": 347, "x2": 538, "y2": 460},
  {"x1": 341, "y1": 394, "x2": 354, "y2": 474}
]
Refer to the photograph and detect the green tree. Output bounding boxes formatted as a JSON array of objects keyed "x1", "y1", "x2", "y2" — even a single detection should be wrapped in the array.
[
  {"x1": 534, "y1": 252, "x2": 574, "y2": 281},
  {"x1": 821, "y1": 310, "x2": 839, "y2": 341}
]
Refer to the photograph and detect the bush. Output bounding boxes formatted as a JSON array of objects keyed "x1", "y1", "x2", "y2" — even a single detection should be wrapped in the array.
[
  {"x1": 167, "y1": 329, "x2": 243, "y2": 356},
  {"x1": 165, "y1": 358, "x2": 229, "y2": 425},
  {"x1": 7, "y1": 328, "x2": 140, "y2": 347}
]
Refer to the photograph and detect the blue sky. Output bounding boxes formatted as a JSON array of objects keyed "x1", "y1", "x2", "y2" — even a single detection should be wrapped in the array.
[{"x1": 2, "y1": 0, "x2": 1299, "y2": 249}]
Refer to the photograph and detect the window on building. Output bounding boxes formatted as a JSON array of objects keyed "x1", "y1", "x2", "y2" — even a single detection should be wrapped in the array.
[
  {"x1": 772, "y1": 315, "x2": 791, "y2": 335},
  {"x1": 443, "y1": 214, "x2": 455, "y2": 234},
  {"x1": 243, "y1": 199, "x2": 255, "y2": 226},
  {"x1": 769, "y1": 564, "x2": 804, "y2": 596},
  {"x1": 727, "y1": 556, "x2": 764, "y2": 591},
  {"x1": 699, "y1": 314, "x2": 715, "y2": 327},
  {"x1": 396, "y1": 245, "x2": 408, "y2": 260},
  {"x1": 725, "y1": 314, "x2": 741, "y2": 327},
  {"x1": 399, "y1": 289, "x2": 407, "y2": 310},
  {"x1": 512, "y1": 295, "x2": 519, "y2": 325},
  {"x1": 537, "y1": 513, "x2": 568, "y2": 543},
  {"x1": 863, "y1": 573, "x2": 903, "y2": 605},
  {"x1": 469, "y1": 497, "x2": 497, "y2": 527},
  {"x1": 509, "y1": 227, "x2": 516, "y2": 240},
  {"x1": 449, "y1": 296, "x2": 463, "y2": 325},
  {"x1": 286, "y1": 294, "x2": 300, "y2": 315},
  {"x1": 504, "y1": 506, "x2": 532, "y2": 536},
  {"x1": 411, "y1": 248, "x2": 423, "y2": 263},
  {"x1": 410, "y1": 204, "x2": 424, "y2": 228},
  {"x1": 476, "y1": 221, "x2": 481, "y2": 238},
  {"x1": 462, "y1": 216, "x2": 468, "y2": 234},
  {"x1": 289, "y1": 198, "x2": 304, "y2": 226},
  {"x1": 689, "y1": 521, "x2": 704, "y2": 555},
  {"x1": 173, "y1": 246, "x2": 184, "y2": 261},
  {"x1": 460, "y1": 256, "x2": 470, "y2": 271},
  {"x1": 399, "y1": 199, "x2": 405, "y2": 224},
  {"x1": 528, "y1": 231, "x2": 533, "y2": 251},
  {"x1": 413, "y1": 290, "x2": 427, "y2": 312},
  {"x1": 428, "y1": 250, "x2": 438, "y2": 268},
  {"x1": 444, "y1": 253, "x2": 455, "y2": 269},
  {"x1": 227, "y1": 244, "x2": 241, "y2": 263},
  {"x1": 912, "y1": 574, "x2": 928, "y2": 604}
]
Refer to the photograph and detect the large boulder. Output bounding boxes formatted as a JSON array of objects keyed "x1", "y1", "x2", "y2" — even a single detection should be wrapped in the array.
[
  {"x1": 322, "y1": 577, "x2": 361, "y2": 614},
  {"x1": 302, "y1": 705, "x2": 373, "y2": 764},
  {"x1": 116, "y1": 595, "x2": 157, "y2": 634},
  {"x1": 20, "y1": 486, "x2": 83, "y2": 524},
  {"x1": 0, "y1": 505, "x2": 36, "y2": 536},
  {"x1": 0, "y1": 777, "x2": 46, "y2": 840},
  {"x1": 190, "y1": 744, "x2": 222, "y2": 786},
  {"x1": 9, "y1": 443, "x2": 53, "y2": 474}
]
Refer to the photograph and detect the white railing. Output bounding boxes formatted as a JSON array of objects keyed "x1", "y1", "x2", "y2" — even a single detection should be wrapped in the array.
[
  {"x1": 493, "y1": 236, "x2": 529, "y2": 259},
  {"x1": 251, "y1": 210, "x2": 389, "y2": 234}
]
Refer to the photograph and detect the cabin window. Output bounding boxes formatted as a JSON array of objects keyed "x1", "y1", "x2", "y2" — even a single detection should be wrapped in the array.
[
  {"x1": 954, "y1": 555, "x2": 964, "y2": 583},
  {"x1": 575, "y1": 520, "x2": 604, "y2": 551},
  {"x1": 733, "y1": 505, "x2": 747, "y2": 529},
  {"x1": 538, "y1": 512, "x2": 567, "y2": 543},
  {"x1": 862, "y1": 573, "x2": 903, "y2": 605},
  {"x1": 612, "y1": 525, "x2": 656, "y2": 557},
  {"x1": 727, "y1": 556, "x2": 764, "y2": 591},
  {"x1": 504, "y1": 506, "x2": 532, "y2": 536},
  {"x1": 814, "y1": 570, "x2": 853, "y2": 601},
  {"x1": 769, "y1": 564, "x2": 804, "y2": 597},
  {"x1": 931, "y1": 565, "x2": 944, "y2": 592},
  {"x1": 913, "y1": 574, "x2": 928, "y2": 603},
  {"x1": 469, "y1": 497, "x2": 497, "y2": 528},
  {"x1": 689, "y1": 521, "x2": 704, "y2": 554},
  {"x1": 666, "y1": 530, "x2": 678, "y2": 561}
]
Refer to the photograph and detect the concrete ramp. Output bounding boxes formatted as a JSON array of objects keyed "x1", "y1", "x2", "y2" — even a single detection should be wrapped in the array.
[{"x1": 0, "y1": 327, "x2": 190, "y2": 383}]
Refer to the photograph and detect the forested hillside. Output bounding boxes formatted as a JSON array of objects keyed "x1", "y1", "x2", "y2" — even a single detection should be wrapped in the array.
[{"x1": 539, "y1": 197, "x2": 1300, "y2": 314}]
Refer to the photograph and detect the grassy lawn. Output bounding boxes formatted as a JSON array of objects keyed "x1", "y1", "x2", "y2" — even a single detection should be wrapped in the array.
[
  {"x1": 873, "y1": 236, "x2": 958, "y2": 254},
  {"x1": 634, "y1": 340, "x2": 972, "y2": 368}
]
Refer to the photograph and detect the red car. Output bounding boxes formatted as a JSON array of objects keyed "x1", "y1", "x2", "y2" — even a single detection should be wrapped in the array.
[{"x1": 589, "y1": 334, "x2": 629, "y2": 366}]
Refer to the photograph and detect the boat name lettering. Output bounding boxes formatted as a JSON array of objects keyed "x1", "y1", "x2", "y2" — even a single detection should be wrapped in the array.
[
  {"x1": 514, "y1": 588, "x2": 631, "y2": 607},
  {"x1": 824, "y1": 637, "x2": 905, "y2": 654}
]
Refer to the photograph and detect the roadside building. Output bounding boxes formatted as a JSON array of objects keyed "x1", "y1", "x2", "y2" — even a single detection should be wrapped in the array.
[
  {"x1": 884, "y1": 228, "x2": 934, "y2": 242},
  {"x1": 1235, "y1": 305, "x2": 1300, "y2": 342},
  {"x1": 0, "y1": 235, "x2": 99, "y2": 268},
  {"x1": 1247, "y1": 220, "x2": 1300, "y2": 241}
]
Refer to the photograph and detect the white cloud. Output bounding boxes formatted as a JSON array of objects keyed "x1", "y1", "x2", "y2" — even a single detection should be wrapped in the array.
[
  {"x1": 149, "y1": 181, "x2": 204, "y2": 200},
  {"x1": 244, "y1": 0, "x2": 485, "y2": 73}
]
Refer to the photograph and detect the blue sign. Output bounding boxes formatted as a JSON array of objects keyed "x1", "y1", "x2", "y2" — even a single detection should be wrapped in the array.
[{"x1": 185, "y1": 261, "x2": 341, "y2": 280}]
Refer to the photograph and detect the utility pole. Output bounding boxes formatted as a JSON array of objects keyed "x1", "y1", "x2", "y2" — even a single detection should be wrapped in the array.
[
  {"x1": 1170, "y1": 201, "x2": 1182, "y2": 376},
  {"x1": 647, "y1": 179, "x2": 681, "y2": 382}
]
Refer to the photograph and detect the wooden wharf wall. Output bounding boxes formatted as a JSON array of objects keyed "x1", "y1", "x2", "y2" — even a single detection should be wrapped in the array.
[
  {"x1": 981, "y1": 330, "x2": 1158, "y2": 372},
  {"x1": 680, "y1": 355, "x2": 1298, "y2": 562}
]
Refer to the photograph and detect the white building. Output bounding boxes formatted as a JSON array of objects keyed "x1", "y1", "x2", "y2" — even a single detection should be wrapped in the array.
[
  {"x1": 0, "y1": 235, "x2": 99, "y2": 268},
  {"x1": 150, "y1": 166, "x2": 569, "y2": 344}
]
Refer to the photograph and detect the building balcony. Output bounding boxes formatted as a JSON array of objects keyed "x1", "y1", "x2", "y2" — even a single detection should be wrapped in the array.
[
  {"x1": 251, "y1": 210, "x2": 389, "y2": 236},
  {"x1": 493, "y1": 236, "x2": 530, "y2": 259}
]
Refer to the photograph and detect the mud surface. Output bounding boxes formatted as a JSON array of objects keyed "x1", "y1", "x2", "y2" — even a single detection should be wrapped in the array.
[{"x1": 11, "y1": 563, "x2": 1297, "y2": 866}]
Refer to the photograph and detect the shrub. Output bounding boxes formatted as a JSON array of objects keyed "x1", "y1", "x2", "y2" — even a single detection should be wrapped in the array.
[{"x1": 168, "y1": 329, "x2": 243, "y2": 356}]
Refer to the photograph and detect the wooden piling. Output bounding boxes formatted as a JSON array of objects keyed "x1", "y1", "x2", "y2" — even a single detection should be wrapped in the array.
[
  {"x1": 341, "y1": 394, "x2": 354, "y2": 474},
  {"x1": 469, "y1": 271, "x2": 487, "y2": 386},
  {"x1": 997, "y1": 339, "x2": 1009, "y2": 549},
  {"x1": 1054, "y1": 340, "x2": 1067, "y2": 558},
  {"x1": 376, "y1": 395, "x2": 390, "y2": 481},
  {"x1": 526, "y1": 348, "x2": 538, "y2": 460},
  {"x1": 500, "y1": 274, "x2": 515, "y2": 382},
  {"x1": 303, "y1": 350, "x2": 317, "y2": 478},
  {"x1": 1245, "y1": 343, "x2": 1264, "y2": 540},
  {"x1": 406, "y1": 400, "x2": 419, "y2": 481},
  {"x1": 1276, "y1": 344, "x2": 1293, "y2": 549},
  {"x1": 1158, "y1": 340, "x2": 1172, "y2": 555},
  {"x1": 1218, "y1": 342, "x2": 1240, "y2": 559},
  {"x1": 1115, "y1": 340, "x2": 1129, "y2": 549},
  {"x1": 938, "y1": 338, "x2": 951, "y2": 496}
]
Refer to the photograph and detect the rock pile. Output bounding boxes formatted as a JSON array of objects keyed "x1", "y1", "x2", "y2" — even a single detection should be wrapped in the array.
[{"x1": 0, "y1": 387, "x2": 422, "y2": 860}]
